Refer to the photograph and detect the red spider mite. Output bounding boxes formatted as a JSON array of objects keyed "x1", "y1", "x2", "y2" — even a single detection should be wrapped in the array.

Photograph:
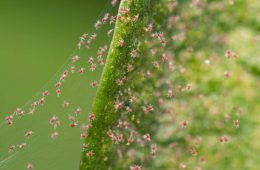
[
  {"x1": 80, "y1": 124, "x2": 87, "y2": 131},
  {"x1": 72, "y1": 55, "x2": 80, "y2": 63},
  {"x1": 107, "y1": 29, "x2": 114, "y2": 37},
  {"x1": 86, "y1": 151, "x2": 93, "y2": 157},
  {"x1": 102, "y1": 13, "x2": 110, "y2": 23},
  {"x1": 118, "y1": 39, "x2": 124, "y2": 47},
  {"x1": 27, "y1": 163, "x2": 33, "y2": 170},
  {"x1": 54, "y1": 121, "x2": 60, "y2": 129},
  {"x1": 180, "y1": 120, "x2": 188, "y2": 128},
  {"x1": 133, "y1": 15, "x2": 139, "y2": 22},
  {"x1": 90, "y1": 33, "x2": 96, "y2": 40},
  {"x1": 18, "y1": 143, "x2": 26, "y2": 149},
  {"x1": 68, "y1": 116, "x2": 75, "y2": 122},
  {"x1": 125, "y1": 17, "x2": 130, "y2": 24},
  {"x1": 55, "y1": 81, "x2": 61, "y2": 88},
  {"x1": 63, "y1": 101, "x2": 69, "y2": 108},
  {"x1": 111, "y1": 0, "x2": 117, "y2": 6},
  {"x1": 143, "y1": 133, "x2": 151, "y2": 142},
  {"x1": 51, "y1": 132, "x2": 59, "y2": 139},
  {"x1": 56, "y1": 89, "x2": 61, "y2": 96},
  {"x1": 75, "y1": 108, "x2": 81, "y2": 115},
  {"x1": 115, "y1": 102, "x2": 123, "y2": 111},
  {"x1": 167, "y1": 89, "x2": 173, "y2": 97},
  {"x1": 233, "y1": 119, "x2": 239, "y2": 128},
  {"x1": 117, "y1": 134, "x2": 124, "y2": 142},
  {"x1": 130, "y1": 131, "x2": 137, "y2": 137},
  {"x1": 130, "y1": 49, "x2": 137, "y2": 58},
  {"x1": 130, "y1": 165, "x2": 141, "y2": 170},
  {"x1": 225, "y1": 114, "x2": 230, "y2": 121},
  {"x1": 49, "y1": 116, "x2": 57, "y2": 124},
  {"x1": 225, "y1": 50, "x2": 232, "y2": 59},
  {"x1": 25, "y1": 131, "x2": 33, "y2": 137},
  {"x1": 91, "y1": 81, "x2": 98, "y2": 87},
  {"x1": 186, "y1": 83, "x2": 192, "y2": 91},
  {"x1": 5, "y1": 115, "x2": 13, "y2": 121},
  {"x1": 80, "y1": 33, "x2": 87, "y2": 40},
  {"x1": 95, "y1": 20, "x2": 101, "y2": 29},
  {"x1": 98, "y1": 59, "x2": 104, "y2": 65},
  {"x1": 127, "y1": 138, "x2": 133, "y2": 145},
  {"x1": 8, "y1": 145, "x2": 16, "y2": 152},
  {"x1": 145, "y1": 24, "x2": 153, "y2": 32},
  {"x1": 117, "y1": 14, "x2": 123, "y2": 21},
  {"x1": 42, "y1": 90, "x2": 49, "y2": 97},
  {"x1": 38, "y1": 97, "x2": 45, "y2": 105},
  {"x1": 70, "y1": 66, "x2": 75, "y2": 73},
  {"x1": 110, "y1": 16, "x2": 116, "y2": 24},
  {"x1": 127, "y1": 64, "x2": 134, "y2": 72},
  {"x1": 6, "y1": 120, "x2": 13, "y2": 125},
  {"x1": 81, "y1": 133, "x2": 87, "y2": 139},
  {"x1": 126, "y1": 106, "x2": 132, "y2": 113},
  {"x1": 78, "y1": 68, "x2": 85, "y2": 74},
  {"x1": 162, "y1": 53, "x2": 168, "y2": 62},
  {"x1": 82, "y1": 143, "x2": 88, "y2": 150},
  {"x1": 90, "y1": 63, "x2": 96, "y2": 71},
  {"x1": 224, "y1": 71, "x2": 231, "y2": 78},
  {"x1": 89, "y1": 113, "x2": 95, "y2": 121},
  {"x1": 87, "y1": 124, "x2": 92, "y2": 129}
]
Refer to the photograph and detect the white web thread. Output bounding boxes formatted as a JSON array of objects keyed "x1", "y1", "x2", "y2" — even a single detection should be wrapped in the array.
[
  {"x1": 0, "y1": 0, "x2": 113, "y2": 128},
  {"x1": 0, "y1": 1, "x2": 116, "y2": 168}
]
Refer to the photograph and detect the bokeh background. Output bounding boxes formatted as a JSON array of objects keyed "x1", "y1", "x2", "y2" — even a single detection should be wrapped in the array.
[
  {"x1": 0, "y1": 0, "x2": 259, "y2": 170},
  {"x1": 0, "y1": 0, "x2": 113, "y2": 169}
]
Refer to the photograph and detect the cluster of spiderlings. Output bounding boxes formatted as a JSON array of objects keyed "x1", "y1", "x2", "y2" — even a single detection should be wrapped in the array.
[
  {"x1": 84, "y1": 0, "x2": 242, "y2": 169},
  {"x1": 1, "y1": 0, "x2": 244, "y2": 169},
  {"x1": 4, "y1": 88, "x2": 50, "y2": 125}
]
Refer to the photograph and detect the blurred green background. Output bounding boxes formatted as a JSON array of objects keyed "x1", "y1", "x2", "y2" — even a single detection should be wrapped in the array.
[
  {"x1": 0, "y1": 0, "x2": 113, "y2": 169},
  {"x1": 0, "y1": 0, "x2": 108, "y2": 113},
  {"x1": 0, "y1": 0, "x2": 259, "y2": 170}
]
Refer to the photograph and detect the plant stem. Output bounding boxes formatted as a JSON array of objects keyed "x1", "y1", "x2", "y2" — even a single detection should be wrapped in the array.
[{"x1": 79, "y1": 0, "x2": 164, "y2": 169}]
